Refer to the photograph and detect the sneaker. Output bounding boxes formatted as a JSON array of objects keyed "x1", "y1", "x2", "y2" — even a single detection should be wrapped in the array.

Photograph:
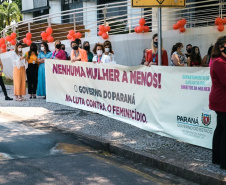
[{"x1": 5, "y1": 96, "x2": 13, "y2": 101}]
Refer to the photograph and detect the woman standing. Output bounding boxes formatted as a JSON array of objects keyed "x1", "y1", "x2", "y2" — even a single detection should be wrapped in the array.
[
  {"x1": 12, "y1": 43, "x2": 26, "y2": 101},
  {"x1": 92, "y1": 43, "x2": 104, "y2": 63},
  {"x1": 37, "y1": 42, "x2": 52, "y2": 99},
  {"x1": 25, "y1": 43, "x2": 38, "y2": 99},
  {"x1": 83, "y1": 41, "x2": 93, "y2": 62},
  {"x1": 146, "y1": 34, "x2": 168, "y2": 66},
  {"x1": 209, "y1": 36, "x2": 226, "y2": 169},
  {"x1": 189, "y1": 46, "x2": 202, "y2": 67},
  {"x1": 202, "y1": 45, "x2": 213, "y2": 67},
  {"x1": 51, "y1": 40, "x2": 66, "y2": 60},
  {"x1": 171, "y1": 42, "x2": 189, "y2": 66}
]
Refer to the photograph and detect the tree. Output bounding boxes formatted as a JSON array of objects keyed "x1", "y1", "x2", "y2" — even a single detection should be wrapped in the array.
[
  {"x1": 12, "y1": 0, "x2": 22, "y2": 11},
  {"x1": 0, "y1": 2, "x2": 21, "y2": 28}
]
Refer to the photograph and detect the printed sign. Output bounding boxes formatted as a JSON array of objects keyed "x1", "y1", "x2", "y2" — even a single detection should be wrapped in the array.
[
  {"x1": 132, "y1": 0, "x2": 186, "y2": 8},
  {"x1": 46, "y1": 60, "x2": 216, "y2": 149}
]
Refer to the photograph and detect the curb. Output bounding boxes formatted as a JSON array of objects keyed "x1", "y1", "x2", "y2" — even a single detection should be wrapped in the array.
[
  {"x1": 46, "y1": 126, "x2": 225, "y2": 185},
  {"x1": 0, "y1": 111, "x2": 225, "y2": 184}
]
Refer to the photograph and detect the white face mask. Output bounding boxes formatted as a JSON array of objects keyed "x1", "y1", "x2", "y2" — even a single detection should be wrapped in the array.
[
  {"x1": 105, "y1": 48, "x2": 110, "y2": 53},
  {"x1": 18, "y1": 48, "x2": 22, "y2": 52},
  {"x1": 97, "y1": 50, "x2": 103, "y2": 56},
  {"x1": 41, "y1": 47, "x2": 45, "y2": 51},
  {"x1": 180, "y1": 48, "x2": 184, "y2": 53},
  {"x1": 79, "y1": 44, "x2": 82, "y2": 48}
]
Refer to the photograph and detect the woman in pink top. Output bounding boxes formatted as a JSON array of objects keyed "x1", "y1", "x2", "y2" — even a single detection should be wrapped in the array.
[
  {"x1": 51, "y1": 40, "x2": 66, "y2": 60},
  {"x1": 209, "y1": 36, "x2": 226, "y2": 169}
]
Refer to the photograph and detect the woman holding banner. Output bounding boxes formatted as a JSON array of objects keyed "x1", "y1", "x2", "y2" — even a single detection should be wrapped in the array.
[
  {"x1": 145, "y1": 34, "x2": 168, "y2": 66},
  {"x1": 92, "y1": 43, "x2": 105, "y2": 63},
  {"x1": 51, "y1": 40, "x2": 66, "y2": 60},
  {"x1": 210, "y1": 36, "x2": 226, "y2": 169}
]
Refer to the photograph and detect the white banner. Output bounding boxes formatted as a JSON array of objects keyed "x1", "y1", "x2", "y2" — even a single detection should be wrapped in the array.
[{"x1": 46, "y1": 59, "x2": 216, "y2": 149}]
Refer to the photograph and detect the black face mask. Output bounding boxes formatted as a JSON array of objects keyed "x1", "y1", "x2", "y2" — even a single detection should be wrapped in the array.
[
  {"x1": 73, "y1": 46, "x2": 78, "y2": 50},
  {"x1": 222, "y1": 47, "x2": 226, "y2": 55},
  {"x1": 187, "y1": 49, "x2": 192, "y2": 53},
  {"x1": 56, "y1": 44, "x2": 61, "y2": 49},
  {"x1": 153, "y1": 42, "x2": 158, "y2": 48},
  {"x1": 61, "y1": 47, "x2": 65, "y2": 51},
  {"x1": 84, "y1": 46, "x2": 90, "y2": 51}
]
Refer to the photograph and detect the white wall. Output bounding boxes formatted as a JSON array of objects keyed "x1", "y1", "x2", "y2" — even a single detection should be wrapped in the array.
[
  {"x1": 83, "y1": 1, "x2": 97, "y2": 37},
  {"x1": 22, "y1": 13, "x2": 33, "y2": 21},
  {"x1": 1, "y1": 26, "x2": 225, "y2": 79},
  {"x1": 49, "y1": 0, "x2": 61, "y2": 24},
  {"x1": 22, "y1": 0, "x2": 33, "y2": 11}
]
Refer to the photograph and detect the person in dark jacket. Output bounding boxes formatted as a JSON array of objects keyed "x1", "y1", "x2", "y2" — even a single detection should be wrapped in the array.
[{"x1": 209, "y1": 36, "x2": 226, "y2": 169}]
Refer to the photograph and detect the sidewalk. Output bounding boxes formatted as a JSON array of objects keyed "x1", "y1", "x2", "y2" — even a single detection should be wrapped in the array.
[{"x1": 1, "y1": 85, "x2": 226, "y2": 185}]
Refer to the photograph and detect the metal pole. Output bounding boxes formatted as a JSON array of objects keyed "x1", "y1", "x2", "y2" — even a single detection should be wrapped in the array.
[
  {"x1": 158, "y1": 8, "x2": 162, "y2": 66},
  {"x1": 73, "y1": 13, "x2": 76, "y2": 32},
  {"x1": 103, "y1": 7, "x2": 107, "y2": 26}
]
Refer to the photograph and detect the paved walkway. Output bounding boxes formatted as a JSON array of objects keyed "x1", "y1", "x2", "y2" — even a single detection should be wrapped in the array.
[{"x1": 1, "y1": 85, "x2": 226, "y2": 184}]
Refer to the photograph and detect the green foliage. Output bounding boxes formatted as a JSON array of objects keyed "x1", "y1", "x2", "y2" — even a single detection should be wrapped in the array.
[{"x1": 0, "y1": 1, "x2": 21, "y2": 30}]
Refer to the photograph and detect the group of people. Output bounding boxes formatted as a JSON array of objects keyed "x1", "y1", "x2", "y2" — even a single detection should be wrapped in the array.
[
  {"x1": 0, "y1": 38, "x2": 116, "y2": 101},
  {"x1": 141, "y1": 33, "x2": 213, "y2": 67},
  {"x1": 140, "y1": 33, "x2": 226, "y2": 170}
]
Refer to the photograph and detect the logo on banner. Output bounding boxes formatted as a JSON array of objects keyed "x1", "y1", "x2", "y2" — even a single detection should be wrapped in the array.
[{"x1": 201, "y1": 113, "x2": 211, "y2": 126}]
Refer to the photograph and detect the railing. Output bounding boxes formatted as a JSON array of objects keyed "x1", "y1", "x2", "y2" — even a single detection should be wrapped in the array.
[{"x1": 0, "y1": 0, "x2": 226, "y2": 44}]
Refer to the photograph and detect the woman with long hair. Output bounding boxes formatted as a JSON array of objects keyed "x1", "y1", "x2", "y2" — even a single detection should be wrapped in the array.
[
  {"x1": 189, "y1": 46, "x2": 202, "y2": 67},
  {"x1": 12, "y1": 42, "x2": 27, "y2": 101},
  {"x1": 83, "y1": 41, "x2": 93, "y2": 62},
  {"x1": 171, "y1": 42, "x2": 189, "y2": 66},
  {"x1": 145, "y1": 33, "x2": 168, "y2": 66},
  {"x1": 37, "y1": 42, "x2": 52, "y2": 99},
  {"x1": 202, "y1": 45, "x2": 213, "y2": 67},
  {"x1": 25, "y1": 43, "x2": 38, "y2": 99},
  {"x1": 102, "y1": 40, "x2": 116, "y2": 63},
  {"x1": 209, "y1": 36, "x2": 226, "y2": 169}
]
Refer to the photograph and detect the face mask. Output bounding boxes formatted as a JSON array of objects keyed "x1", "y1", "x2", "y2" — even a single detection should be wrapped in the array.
[
  {"x1": 84, "y1": 46, "x2": 90, "y2": 51},
  {"x1": 61, "y1": 47, "x2": 65, "y2": 51},
  {"x1": 187, "y1": 49, "x2": 192, "y2": 53},
  {"x1": 73, "y1": 46, "x2": 78, "y2": 50},
  {"x1": 195, "y1": 50, "x2": 199, "y2": 55},
  {"x1": 18, "y1": 48, "x2": 22, "y2": 52},
  {"x1": 79, "y1": 44, "x2": 82, "y2": 48},
  {"x1": 153, "y1": 42, "x2": 158, "y2": 48},
  {"x1": 41, "y1": 47, "x2": 45, "y2": 51},
  {"x1": 56, "y1": 44, "x2": 61, "y2": 49},
  {"x1": 97, "y1": 50, "x2": 103, "y2": 56},
  {"x1": 222, "y1": 47, "x2": 226, "y2": 55},
  {"x1": 105, "y1": 48, "x2": 110, "y2": 53},
  {"x1": 180, "y1": 48, "x2": 184, "y2": 53}
]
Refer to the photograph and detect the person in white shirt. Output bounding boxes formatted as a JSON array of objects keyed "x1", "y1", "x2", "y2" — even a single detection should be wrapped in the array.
[
  {"x1": 102, "y1": 40, "x2": 116, "y2": 63},
  {"x1": 92, "y1": 43, "x2": 105, "y2": 63},
  {"x1": 12, "y1": 42, "x2": 27, "y2": 101}
]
